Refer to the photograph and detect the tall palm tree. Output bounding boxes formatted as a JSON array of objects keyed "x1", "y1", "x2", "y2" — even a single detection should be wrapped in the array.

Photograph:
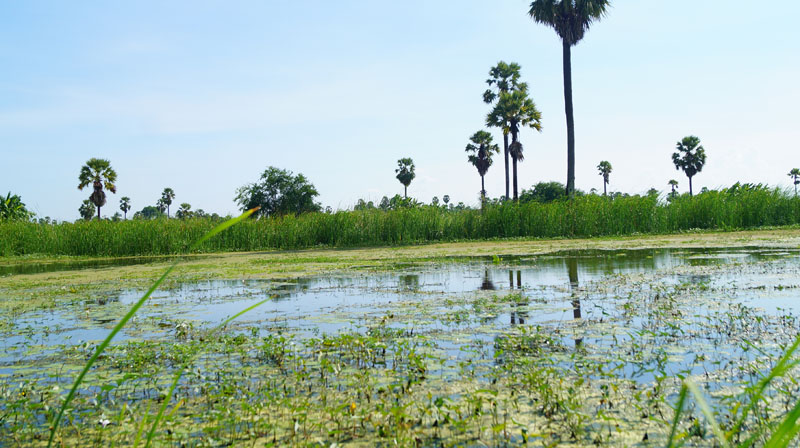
[
  {"x1": 789, "y1": 168, "x2": 800, "y2": 197},
  {"x1": 672, "y1": 136, "x2": 706, "y2": 196},
  {"x1": 483, "y1": 61, "x2": 525, "y2": 200},
  {"x1": 596, "y1": 160, "x2": 612, "y2": 195},
  {"x1": 487, "y1": 88, "x2": 542, "y2": 201},
  {"x1": 119, "y1": 196, "x2": 131, "y2": 220},
  {"x1": 395, "y1": 158, "x2": 415, "y2": 198},
  {"x1": 529, "y1": 0, "x2": 610, "y2": 197},
  {"x1": 78, "y1": 158, "x2": 117, "y2": 220},
  {"x1": 668, "y1": 179, "x2": 679, "y2": 197},
  {"x1": 161, "y1": 187, "x2": 176, "y2": 217},
  {"x1": 465, "y1": 130, "x2": 500, "y2": 205}
]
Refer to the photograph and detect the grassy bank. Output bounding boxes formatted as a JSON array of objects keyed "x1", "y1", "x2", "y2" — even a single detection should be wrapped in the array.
[{"x1": 3, "y1": 188, "x2": 800, "y2": 257}]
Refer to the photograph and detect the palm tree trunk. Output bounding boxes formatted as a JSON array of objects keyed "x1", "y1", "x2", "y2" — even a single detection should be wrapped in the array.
[
  {"x1": 688, "y1": 176, "x2": 693, "y2": 196},
  {"x1": 97, "y1": 206, "x2": 101, "y2": 220},
  {"x1": 512, "y1": 157, "x2": 519, "y2": 201},
  {"x1": 603, "y1": 181, "x2": 607, "y2": 196},
  {"x1": 795, "y1": 181, "x2": 797, "y2": 197},
  {"x1": 503, "y1": 132, "x2": 510, "y2": 200},
  {"x1": 562, "y1": 40, "x2": 576, "y2": 197},
  {"x1": 481, "y1": 175, "x2": 486, "y2": 207},
  {"x1": 404, "y1": 186, "x2": 407, "y2": 199}
]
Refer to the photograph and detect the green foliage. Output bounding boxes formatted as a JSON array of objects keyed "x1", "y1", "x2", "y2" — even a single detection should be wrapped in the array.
[
  {"x1": 78, "y1": 158, "x2": 117, "y2": 218},
  {"x1": 5, "y1": 186, "x2": 800, "y2": 257},
  {"x1": 176, "y1": 203, "x2": 192, "y2": 219},
  {"x1": 672, "y1": 135, "x2": 707, "y2": 194},
  {"x1": 528, "y1": 0, "x2": 610, "y2": 47},
  {"x1": 234, "y1": 166, "x2": 321, "y2": 218},
  {"x1": 395, "y1": 158, "x2": 416, "y2": 197},
  {"x1": 0, "y1": 192, "x2": 33, "y2": 221},
  {"x1": 597, "y1": 160, "x2": 612, "y2": 194},
  {"x1": 160, "y1": 188, "x2": 175, "y2": 217},
  {"x1": 466, "y1": 130, "x2": 499, "y2": 178},
  {"x1": 78, "y1": 199, "x2": 96, "y2": 221},
  {"x1": 134, "y1": 206, "x2": 165, "y2": 220},
  {"x1": 119, "y1": 196, "x2": 131, "y2": 219},
  {"x1": 519, "y1": 181, "x2": 570, "y2": 203}
]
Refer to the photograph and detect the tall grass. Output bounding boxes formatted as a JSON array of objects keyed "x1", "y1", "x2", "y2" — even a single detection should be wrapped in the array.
[{"x1": 4, "y1": 188, "x2": 800, "y2": 257}]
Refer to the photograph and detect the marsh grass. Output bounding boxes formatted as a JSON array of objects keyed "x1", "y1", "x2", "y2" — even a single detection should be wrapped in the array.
[{"x1": 4, "y1": 189, "x2": 800, "y2": 257}]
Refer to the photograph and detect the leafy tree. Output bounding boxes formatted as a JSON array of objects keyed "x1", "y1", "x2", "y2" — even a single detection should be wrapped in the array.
[
  {"x1": 161, "y1": 188, "x2": 176, "y2": 217},
  {"x1": 235, "y1": 166, "x2": 321, "y2": 218},
  {"x1": 487, "y1": 88, "x2": 542, "y2": 200},
  {"x1": 529, "y1": 0, "x2": 610, "y2": 196},
  {"x1": 0, "y1": 192, "x2": 33, "y2": 221},
  {"x1": 134, "y1": 205, "x2": 164, "y2": 220},
  {"x1": 395, "y1": 158, "x2": 416, "y2": 198},
  {"x1": 176, "y1": 202, "x2": 192, "y2": 219},
  {"x1": 483, "y1": 61, "x2": 526, "y2": 199},
  {"x1": 789, "y1": 168, "x2": 800, "y2": 197},
  {"x1": 465, "y1": 130, "x2": 500, "y2": 205},
  {"x1": 111, "y1": 212, "x2": 122, "y2": 221},
  {"x1": 668, "y1": 179, "x2": 679, "y2": 198},
  {"x1": 78, "y1": 158, "x2": 117, "y2": 220},
  {"x1": 379, "y1": 196, "x2": 390, "y2": 211},
  {"x1": 78, "y1": 200, "x2": 96, "y2": 221},
  {"x1": 520, "y1": 181, "x2": 568, "y2": 203},
  {"x1": 443, "y1": 195, "x2": 450, "y2": 205},
  {"x1": 119, "y1": 196, "x2": 131, "y2": 220},
  {"x1": 354, "y1": 199, "x2": 376, "y2": 211},
  {"x1": 596, "y1": 160, "x2": 612, "y2": 195},
  {"x1": 431, "y1": 196, "x2": 439, "y2": 206},
  {"x1": 156, "y1": 198, "x2": 167, "y2": 214},
  {"x1": 671, "y1": 135, "x2": 707, "y2": 196}
]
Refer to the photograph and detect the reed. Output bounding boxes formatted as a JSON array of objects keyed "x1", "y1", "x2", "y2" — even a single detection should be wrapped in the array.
[{"x1": 3, "y1": 188, "x2": 799, "y2": 257}]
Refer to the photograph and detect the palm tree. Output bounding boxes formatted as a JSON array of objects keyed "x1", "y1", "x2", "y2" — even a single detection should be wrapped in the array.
[
  {"x1": 78, "y1": 158, "x2": 117, "y2": 220},
  {"x1": 395, "y1": 158, "x2": 415, "y2": 198},
  {"x1": 483, "y1": 61, "x2": 526, "y2": 200},
  {"x1": 529, "y1": 0, "x2": 610, "y2": 197},
  {"x1": 668, "y1": 179, "x2": 679, "y2": 197},
  {"x1": 119, "y1": 197, "x2": 131, "y2": 220},
  {"x1": 177, "y1": 203, "x2": 192, "y2": 219},
  {"x1": 78, "y1": 200, "x2": 96, "y2": 221},
  {"x1": 465, "y1": 130, "x2": 500, "y2": 205},
  {"x1": 671, "y1": 136, "x2": 707, "y2": 196},
  {"x1": 156, "y1": 198, "x2": 167, "y2": 214},
  {"x1": 161, "y1": 187, "x2": 176, "y2": 217},
  {"x1": 487, "y1": 88, "x2": 542, "y2": 200},
  {"x1": 789, "y1": 168, "x2": 800, "y2": 197},
  {"x1": 597, "y1": 161, "x2": 612, "y2": 195}
]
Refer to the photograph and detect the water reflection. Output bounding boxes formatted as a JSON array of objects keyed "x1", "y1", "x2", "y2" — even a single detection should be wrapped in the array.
[
  {"x1": 567, "y1": 257, "x2": 584, "y2": 347},
  {"x1": 480, "y1": 269, "x2": 495, "y2": 291},
  {"x1": 510, "y1": 270, "x2": 528, "y2": 325}
]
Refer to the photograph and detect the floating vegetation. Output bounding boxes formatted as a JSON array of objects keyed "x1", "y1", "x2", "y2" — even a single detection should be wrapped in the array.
[{"x1": 3, "y1": 246, "x2": 800, "y2": 446}]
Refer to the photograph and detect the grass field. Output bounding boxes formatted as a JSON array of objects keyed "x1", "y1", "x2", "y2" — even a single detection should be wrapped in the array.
[{"x1": 3, "y1": 188, "x2": 800, "y2": 257}]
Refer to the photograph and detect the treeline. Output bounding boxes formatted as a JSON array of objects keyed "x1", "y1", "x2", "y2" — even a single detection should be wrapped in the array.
[{"x1": 2, "y1": 185, "x2": 799, "y2": 257}]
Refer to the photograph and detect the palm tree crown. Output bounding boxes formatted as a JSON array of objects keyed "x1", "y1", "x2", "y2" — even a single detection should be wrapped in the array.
[
  {"x1": 466, "y1": 130, "x2": 500, "y2": 203},
  {"x1": 119, "y1": 196, "x2": 131, "y2": 219},
  {"x1": 78, "y1": 158, "x2": 117, "y2": 220},
  {"x1": 672, "y1": 136, "x2": 706, "y2": 196},
  {"x1": 395, "y1": 158, "x2": 416, "y2": 198},
  {"x1": 529, "y1": 0, "x2": 609, "y2": 197}
]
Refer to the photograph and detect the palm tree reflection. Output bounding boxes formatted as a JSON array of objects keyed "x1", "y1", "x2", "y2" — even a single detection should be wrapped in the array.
[{"x1": 567, "y1": 257, "x2": 583, "y2": 347}]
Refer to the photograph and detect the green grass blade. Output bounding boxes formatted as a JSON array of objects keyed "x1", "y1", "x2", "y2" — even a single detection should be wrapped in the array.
[
  {"x1": 764, "y1": 397, "x2": 800, "y2": 448},
  {"x1": 686, "y1": 380, "x2": 731, "y2": 448},
  {"x1": 666, "y1": 383, "x2": 689, "y2": 448},
  {"x1": 47, "y1": 209, "x2": 257, "y2": 448}
]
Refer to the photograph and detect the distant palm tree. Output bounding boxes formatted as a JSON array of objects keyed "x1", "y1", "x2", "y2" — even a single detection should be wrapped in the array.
[
  {"x1": 156, "y1": 198, "x2": 167, "y2": 214},
  {"x1": 487, "y1": 88, "x2": 542, "y2": 200},
  {"x1": 78, "y1": 158, "x2": 117, "y2": 220},
  {"x1": 483, "y1": 61, "x2": 525, "y2": 200},
  {"x1": 119, "y1": 197, "x2": 131, "y2": 220},
  {"x1": 671, "y1": 136, "x2": 707, "y2": 196},
  {"x1": 529, "y1": 0, "x2": 610, "y2": 197},
  {"x1": 395, "y1": 158, "x2": 415, "y2": 198},
  {"x1": 177, "y1": 203, "x2": 192, "y2": 219},
  {"x1": 161, "y1": 187, "x2": 176, "y2": 217},
  {"x1": 78, "y1": 200, "x2": 96, "y2": 221},
  {"x1": 597, "y1": 161, "x2": 612, "y2": 195},
  {"x1": 465, "y1": 130, "x2": 500, "y2": 205},
  {"x1": 668, "y1": 179, "x2": 679, "y2": 197},
  {"x1": 789, "y1": 168, "x2": 800, "y2": 197}
]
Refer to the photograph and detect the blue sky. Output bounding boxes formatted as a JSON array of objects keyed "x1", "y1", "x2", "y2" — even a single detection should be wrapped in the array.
[{"x1": 2, "y1": 1, "x2": 799, "y2": 220}]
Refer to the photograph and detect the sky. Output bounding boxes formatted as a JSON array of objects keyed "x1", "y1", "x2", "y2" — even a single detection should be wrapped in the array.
[{"x1": 2, "y1": 1, "x2": 799, "y2": 221}]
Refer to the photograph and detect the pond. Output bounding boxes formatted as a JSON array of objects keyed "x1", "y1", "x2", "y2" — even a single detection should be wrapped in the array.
[{"x1": 3, "y1": 246, "x2": 800, "y2": 446}]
